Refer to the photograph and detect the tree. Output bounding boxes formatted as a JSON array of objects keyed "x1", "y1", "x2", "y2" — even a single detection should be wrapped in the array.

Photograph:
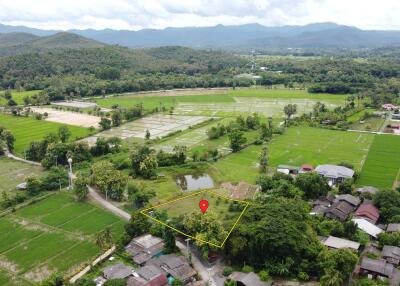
[
  {"x1": 73, "y1": 172, "x2": 89, "y2": 201},
  {"x1": 124, "y1": 211, "x2": 151, "y2": 239},
  {"x1": 26, "y1": 177, "x2": 42, "y2": 196},
  {"x1": 58, "y1": 126, "x2": 71, "y2": 143},
  {"x1": 228, "y1": 129, "x2": 246, "y2": 152},
  {"x1": 320, "y1": 270, "x2": 343, "y2": 286},
  {"x1": 318, "y1": 248, "x2": 358, "y2": 284},
  {"x1": 91, "y1": 161, "x2": 128, "y2": 201},
  {"x1": 224, "y1": 280, "x2": 237, "y2": 286},
  {"x1": 258, "y1": 147, "x2": 268, "y2": 173},
  {"x1": 283, "y1": 104, "x2": 297, "y2": 119},
  {"x1": 295, "y1": 172, "x2": 330, "y2": 199},
  {"x1": 127, "y1": 181, "x2": 155, "y2": 208},
  {"x1": 373, "y1": 189, "x2": 400, "y2": 222},
  {"x1": 0, "y1": 128, "x2": 15, "y2": 152},
  {"x1": 163, "y1": 227, "x2": 177, "y2": 254},
  {"x1": 99, "y1": 117, "x2": 112, "y2": 130},
  {"x1": 131, "y1": 146, "x2": 158, "y2": 178},
  {"x1": 96, "y1": 227, "x2": 113, "y2": 250},
  {"x1": 338, "y1": 178, "x2": 353, "y2": 194},
  {"x1": 111, "y1": 110, "x2": 123, "y2": 127},
  {"x1": 40, "y1": 166, "x2": 69, "y2": 191},
  {"x1": 145, "y1": 129, "x2": 150, "y2": 140},
  {"x1": 40, "y1": 273, "x2": 64, "y2": 286}
]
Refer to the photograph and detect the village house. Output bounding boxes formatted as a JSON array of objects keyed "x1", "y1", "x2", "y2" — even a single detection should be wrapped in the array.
[
  {"x1": 103, "y1": 263, "x2": 134, "y2": 280},
  {"x1": 299, "y1": 164, "x2": 314, "y2": 174},
  {"x1": 325, "y1": 194, "x2": 360, "y2": 221},
  {"x1": 127, "y1": 272, "x2": 168, "y2": 286},
  {"x1": 352, "y1": 218, "x2": 384, "y2": 238},
  {"x1": 354, "y1": 201, "x2": 380, "y2": 224},
  {"x1": 360, "y1": 257, "x2": 394, "y2": 280},
  {"x1": 228, "y1": 272, "x2": 271, "y2": 286},
  {"x1": 382, "y1": 246, "x2": 400, "y2": 266},
  {"x1": 310, "y1": 195, "x2": 335, "y2": 216},
  {"x1": 387, "y1": 223, "x2": 400, "y2": 233},
  {"x1": 146, "y1": 254, "x2": 197, "y2": 284},
  {"x1": 315, "y1": 164, "x2": 354, "y2": 186},
  {"x1": 322, "y1": 235, "x2": 360, "y2": 251},
  {"x1": 125, "y1": 234, "x2": 165, "y2": 265}
]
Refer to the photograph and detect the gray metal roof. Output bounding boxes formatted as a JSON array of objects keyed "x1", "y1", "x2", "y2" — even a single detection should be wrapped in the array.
[
  {"x1": 315, "y1": 164, "x2": 354, "y2": 179},
  {"x1": 387, "y1": 224, "x2": 400, "y2": 232},
  {"x1": 382, "y1": 246, "x2": 400, "y2": 260},
  {"x1": 103, "y1": 263, "x2": 134, "y2": 280},
  {"x1": 361, "y1": 257, "x2": 394, "y2": 278},
  {"x1": 229, "y1": 272, "x2": 270, "y2": 286},
  {"x1": 324, "y1": 236, "x2": 360, "y2": 250}
]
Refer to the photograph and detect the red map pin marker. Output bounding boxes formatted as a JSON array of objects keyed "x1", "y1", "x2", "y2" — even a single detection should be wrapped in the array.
[{"x1": 199, "y1": 199, "x2": 209, "y2": 214}]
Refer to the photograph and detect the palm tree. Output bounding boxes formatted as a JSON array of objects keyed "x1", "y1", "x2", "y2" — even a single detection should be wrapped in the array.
[
  {"x1": 320, "y1": 270, "x2": 343, "y2": 286},
  {"x1": 96, "y1": 227, "x2": 113, "y2": 250}
]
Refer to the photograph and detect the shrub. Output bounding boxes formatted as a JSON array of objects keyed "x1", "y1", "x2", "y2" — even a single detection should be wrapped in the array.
[{"x1": 223, "y1": 266, "x2": 233, "y2": 276}]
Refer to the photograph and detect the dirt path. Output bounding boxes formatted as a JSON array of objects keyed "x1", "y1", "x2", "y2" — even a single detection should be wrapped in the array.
[{"x1": 87, "y1": 185, "x2": 218, "y2": 285}]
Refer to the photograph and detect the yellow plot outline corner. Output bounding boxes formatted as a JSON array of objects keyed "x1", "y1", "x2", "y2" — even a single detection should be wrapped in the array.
[{"x1": 140, "y1": 189, "x2": 249, "y2": 248}]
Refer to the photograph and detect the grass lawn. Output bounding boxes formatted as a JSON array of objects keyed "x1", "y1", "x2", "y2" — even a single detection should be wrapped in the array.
[
  {"x1": 357, "y1": 134, "x2": 400, "y2": 189},
  {"x1": 211, "y1": 127, "x2": 374, "y2": 184},
  {"x1": 0, "y1": 90, "x2": 41, "y2": 106},
  {"x1": 0, "y1": 192, "x2": 125, "y2": 283},
  {"x1": 0, "y1": 157, "x2": 44, "y2": 193},
  {"x1": 350, "y1": 117, "x2": 385, "y2": 132},
  {"x1": 0, "y1": 157, "x2": 44, "y2": 208},
  {"x1": 0, "y1": 113, "x2": 93, "y2": 155}
]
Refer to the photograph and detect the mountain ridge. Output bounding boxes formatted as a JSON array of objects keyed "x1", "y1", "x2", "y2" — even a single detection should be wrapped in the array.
[{"x1": 1, "y1": 22, "x2": 400, "y2": 49}]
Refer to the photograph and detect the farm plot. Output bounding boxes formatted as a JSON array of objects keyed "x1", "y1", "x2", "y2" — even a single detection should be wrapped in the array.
[
  {"x1": 83, "y1": 114, "x2": 210, "y2": 145},
  {"x1": 212, "y1": 127, "x2": 374, "y2": 183},
  {"x1": 0, "y1": 113, "x2": 93, "y2": 154},
  {"x1": 152, "y1": 118, "x2": 232, "y2": 154},
  {"x1": 357, "y1": 134, "x2": 400, "y2": 189},
  {"x1": 30, "y1": 107, "x2": 101, "y2": 128},
  {"x1": 0, "y1": 192, "x2": 125, "y2": 283},
  {"x1": 175, "y1": 97, "x2": 340, "y2": 117}
]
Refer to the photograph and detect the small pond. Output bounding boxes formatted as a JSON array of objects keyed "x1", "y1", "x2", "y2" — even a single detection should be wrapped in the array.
[{"x1": 176, "y1": 174, "x2": 214, "y2": 191}]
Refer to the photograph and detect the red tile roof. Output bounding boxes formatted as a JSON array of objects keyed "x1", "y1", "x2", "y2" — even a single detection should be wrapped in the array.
[
  {"x1": 301, "y1": 164, "x2": 314, "y2": 171},
  {"x1": 355, "y1": 202, "x2": 380, "y2": 224},
  {"x1": 145, "y1": 274, "x2": 168, "y2": 286}
]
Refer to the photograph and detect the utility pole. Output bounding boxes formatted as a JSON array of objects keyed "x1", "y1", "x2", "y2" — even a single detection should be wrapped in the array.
[
  {"x1": 67, "y1": 157, "x2": 73, "y2": 190},
  {"x1": 185, "y1": 238, "x2": 191, "y2": 260}
]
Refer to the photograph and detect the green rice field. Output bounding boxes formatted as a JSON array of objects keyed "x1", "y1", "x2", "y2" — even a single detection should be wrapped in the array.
[
  {"x1": 0, "y1": 113, "x2": 93, "y2": 154},
  {"x1": 357, "y1": 134, "x2": 400, "y2": 189},
  {"x1": 212, "y1": 127, "x2": 375, "y2": 183},
  {"x1": 0, "y1": 192, "x2": 125, "y2": 285}
]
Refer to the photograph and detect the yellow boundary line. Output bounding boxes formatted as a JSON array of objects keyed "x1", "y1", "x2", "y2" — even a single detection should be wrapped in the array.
[{"x1": 140, "y1": 189, "x2": 249, "y2": 248}]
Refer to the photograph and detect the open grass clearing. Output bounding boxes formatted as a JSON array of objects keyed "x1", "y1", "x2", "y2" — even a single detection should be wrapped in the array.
[
  {"x1": 0, "y1": 113, "x2": 93, "y2": 155},
  {"x1": 0, "y1": 192, "x2": 125, "y2": 282},
  {"x1": 0, "y1": 90, "x2": 41, "y2": 106},
  {"x1": 211, "y1": 127, "x2": 374, "y2": 184},
  {"x1": 30, "y1": 107, "x2": 101, "y2": 128},
  {"x1": 349, "y1": 117, "x2": 386, "y2": 132},
  {"x1": 0, "y1": 157, "x2": 44, "y2": 196},
  {"x1": 357, "y1": 134, "x2": 400, "y2": 189}
]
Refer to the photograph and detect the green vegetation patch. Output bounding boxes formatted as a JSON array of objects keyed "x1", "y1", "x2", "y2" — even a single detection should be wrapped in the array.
[
  {"x1": 0, "y1": 192, "x2": 125, "y2": 282},
  {"x1": 142, "y1": 189, "x2": 248, "y2": 247},
  {"x1": 0, "y1": 157, "x2": 44, "y2": 204},
  {"x1": 357, "y1": 134, "x2": 400, "y2": 189},
  {"x1": 0, "y1": 113, "x2": 92, "y2": 154},
  {"x1": 0, "y1": 90, "x2": 41, "y2": 106},
  {"x1": 212, "y1": 127, "x2": 374, "y2": 183}
]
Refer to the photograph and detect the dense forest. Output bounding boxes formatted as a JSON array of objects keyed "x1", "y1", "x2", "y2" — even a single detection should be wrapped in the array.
[{"x1": 0, "y1": 34, "x2": 399, "y2": 106}]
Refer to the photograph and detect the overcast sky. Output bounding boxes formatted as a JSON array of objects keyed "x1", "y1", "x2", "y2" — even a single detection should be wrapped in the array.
[{"x1": 0, "y1": 0, "x2": 399, "y2": 31}]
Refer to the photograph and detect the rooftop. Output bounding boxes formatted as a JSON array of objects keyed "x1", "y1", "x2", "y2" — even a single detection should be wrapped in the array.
[
  {"x1": 356, "y1": 186, "x2": 379, "y2": 195},
  {"x1": 387, "y1": 224, "x2": 400, "y2": 233},
  {"x1": 315, "y1": 164, "x2": 355, "y2": 179},
  {"x1": 382, "y1": 246, "x2": 400, "y2": 260},
  {"x1": 103, "y1": 263, "x2": 134, "y2": 280},
  {"x1": 336, "y1": 194, "x2": 361, "y2": 207},
  {"x1": 361, "y1": 257, "x2": 394, "y2": 278},
  {"x1": 352, "y1": 218, "x2": 384, "y2": 238},
  {"x1": 323, "y1": 236, "x2": 360, "y2": 250},
  {"x1": 229, "y1": 272, "x2": 270, "y2": 286},
  {"x1": 355, "y1": 202, "x2": 380, "y2": 224}
]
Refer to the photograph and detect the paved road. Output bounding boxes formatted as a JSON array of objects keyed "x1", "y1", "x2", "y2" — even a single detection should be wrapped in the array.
[
  {"x1": 3, "y1": 148, "x2": 41, "y2": 166},
  {"x1": 87, "y1": 186, "x2": 218, "y2": 285},
  {"x1": 87, "y1": 186, "x2": 131, "y2": 221}
]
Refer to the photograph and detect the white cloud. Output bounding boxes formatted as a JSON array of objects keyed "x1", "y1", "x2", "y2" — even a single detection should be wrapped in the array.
[{"x1": 0, "y1": 0, "x2": 399, "y2": 30}]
